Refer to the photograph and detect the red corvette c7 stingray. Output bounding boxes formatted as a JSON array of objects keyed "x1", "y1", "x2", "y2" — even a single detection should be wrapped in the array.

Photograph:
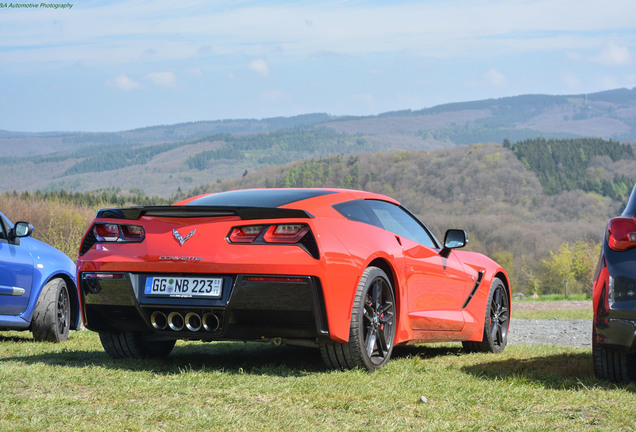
[{"x1": 77, "y1": 188, "x2": 510, "y2": 370}]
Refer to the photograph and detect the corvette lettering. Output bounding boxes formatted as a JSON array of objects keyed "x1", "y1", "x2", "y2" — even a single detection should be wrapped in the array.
[{"x1": 158, "y1": 256, "x2": 202, "y2": 261}]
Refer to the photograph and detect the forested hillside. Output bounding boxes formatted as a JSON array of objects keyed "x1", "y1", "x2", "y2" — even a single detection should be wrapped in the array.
[
  {"x1": 2, "y1": 88, "x2": 636, "y2": 196},
  {"x1": 507, "y1": 138, "x2": 634, "y2": 200},
  {"x1": 182, "y1": 138, "x2": 634, "y2": 296},
  {"x1": 2, "y1": 137, "x2": 634, "y2": 295},
  {"x1": 3, "y1": 87, "x2": 636, "y2": 297}
]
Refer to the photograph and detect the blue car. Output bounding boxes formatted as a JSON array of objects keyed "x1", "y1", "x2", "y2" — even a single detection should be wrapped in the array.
[{"x1": 0, "y1": 211, "x2": 80, "y2": 342}]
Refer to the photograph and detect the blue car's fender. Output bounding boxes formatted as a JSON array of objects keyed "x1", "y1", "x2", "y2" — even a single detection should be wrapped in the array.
[
  {"x1": 19, "y1": 236, "x2": 80, "y2": 329},
  {"x1": 0, "y1": 213, "x2": 79, "y2": 331}
]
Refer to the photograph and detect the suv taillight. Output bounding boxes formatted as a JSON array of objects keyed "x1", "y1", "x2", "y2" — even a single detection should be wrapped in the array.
[{"x1": 607, "y1": 217, "x2": 636, "y2": 251}]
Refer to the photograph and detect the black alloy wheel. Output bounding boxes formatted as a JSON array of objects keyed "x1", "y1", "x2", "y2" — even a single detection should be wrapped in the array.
[
  {"x1": 361, "y1": 272, "x2": 396, "y2": 366},
  {"x1": 463, "y1": 277, "x2": 509, "y2": 353},
  {"x1": 320, "y1": 266, "x2": 396, "y2": 370}
]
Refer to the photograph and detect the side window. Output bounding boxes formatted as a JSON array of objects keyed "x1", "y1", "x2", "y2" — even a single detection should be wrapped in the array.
[
  {"x1": 332, "y1": 200, "x2": 380, "y2": 227},
  {"x1": 333, "y1": 199, "x2": 437, "y2": 248},
  {"x1": 0, "y1": 215, "x2": 8, "y2": 242},
  {"x1": 366, "y1": 200, "x2": 437, "y2": 248}
]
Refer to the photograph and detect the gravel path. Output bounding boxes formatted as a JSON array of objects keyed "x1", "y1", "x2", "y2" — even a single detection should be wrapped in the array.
[
  {"x1": 508, "y1": 301, "x2": 592, "y2": 347},
  {"x1": 508, "y1": 319, "x2": 592, "y2": 347}
]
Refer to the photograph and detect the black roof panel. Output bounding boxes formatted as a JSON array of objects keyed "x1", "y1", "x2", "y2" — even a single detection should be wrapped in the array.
[{"x1": 186, "y1": 189, "x2": 335, "y2": 208}]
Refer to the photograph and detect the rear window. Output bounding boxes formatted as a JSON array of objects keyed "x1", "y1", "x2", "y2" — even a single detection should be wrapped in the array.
[
  {"x1": 622, "y1": 184, "x2": 636, "y2": 217},
  {"x1": 186, "y1": 189, "x2": 334, "y2": 208}
]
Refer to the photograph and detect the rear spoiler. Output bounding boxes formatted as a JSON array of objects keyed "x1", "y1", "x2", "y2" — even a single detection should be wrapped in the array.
[{"x1": 96, "y1": 206, "x2": 313, "y2": 221}]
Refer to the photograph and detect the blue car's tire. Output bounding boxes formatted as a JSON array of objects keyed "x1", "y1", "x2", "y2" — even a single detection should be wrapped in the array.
[
  {"x1": 99, "y1": 331, "x2": 176, "y2": 359},
  {"x1": 32, "y1": 278, "x2": 71, "y2": 342}
]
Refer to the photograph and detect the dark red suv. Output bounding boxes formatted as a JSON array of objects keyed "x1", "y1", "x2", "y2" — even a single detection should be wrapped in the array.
[{"x1": 592, "y1": 184, "x2": 636, "y2": 383}]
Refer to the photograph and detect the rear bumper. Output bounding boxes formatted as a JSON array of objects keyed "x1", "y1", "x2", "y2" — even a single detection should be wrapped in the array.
[
  {"x1": 594, "y1": 303, "x2": 636, "y2": 354},
  {"x1": 79, "y1": 272, "x2": 330, "y2": 342},
  {"x1": 593, "y1": 246, "x2": 636, "y2": 353}
]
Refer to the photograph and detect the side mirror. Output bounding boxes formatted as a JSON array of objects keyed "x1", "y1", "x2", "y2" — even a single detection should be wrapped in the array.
[
  {"x1": 440, "y1": 229, "x2": 467, "y2": 258},
  {"x1": 14, "y1": 221, "x2": 34, "y2": 238}
]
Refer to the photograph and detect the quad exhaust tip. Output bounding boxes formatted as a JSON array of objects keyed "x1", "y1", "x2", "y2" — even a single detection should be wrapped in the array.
[
  {"x1": 185, "y1": 312, "x2": 201, "y2": 332},
  {"x1": 202, "y1": 313, "x2": 220, "y2": 332},
  {"x1": 167, "y1": 312, "x2": 184, "y2": 331},
  {"x1": 150, "y1": 311, "x2": 168, "y2": 330},
  {"x1": 150, "y1": 311, "x2": 220, "y2": 333}
]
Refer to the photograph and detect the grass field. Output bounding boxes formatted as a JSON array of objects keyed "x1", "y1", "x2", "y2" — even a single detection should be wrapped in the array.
[
  {"x1": 512, "y1": 309, "x2": 593, "y2": 320},
  {"x1": 1, "y1": 330, "x2": 635, "y2": 432}
]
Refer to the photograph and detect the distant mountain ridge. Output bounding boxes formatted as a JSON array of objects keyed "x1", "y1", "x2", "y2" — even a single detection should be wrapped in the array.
[{"x1": 2, "y1": 87, "x2": 636, "y2": 197}]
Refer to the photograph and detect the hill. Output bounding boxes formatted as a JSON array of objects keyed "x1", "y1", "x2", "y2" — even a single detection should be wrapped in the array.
[
  {"x1": 6, "y1": 137, "x2": 632, "y2": 295},
  {"x1": 185, "y1": 138, "x2": 634, "y2": 295},
  {"x1": 2, "y1": 88, "x2": 636, "y2": 197}
]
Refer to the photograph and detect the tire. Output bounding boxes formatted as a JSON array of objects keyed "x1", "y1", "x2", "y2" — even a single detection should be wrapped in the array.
[
  {"x1": 463, "y1": 277, "x2": 509, "y2": 353},
  {"x1": 32, "y1": 278, "x2": 71, "y2": 342},
  {"x1": 99, "y1": 331, "x2": 176, "y2": 359},
  {"x1": 593, "y1": 327, "x2": 635, "y2": 383},
  {"x1": 320, "y1": 266, "x2": 396, "y2": 371}
]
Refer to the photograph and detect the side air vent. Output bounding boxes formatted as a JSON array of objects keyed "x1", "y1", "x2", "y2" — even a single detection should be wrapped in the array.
[{"x1": 462, "y1": 271, "x2": 484, "y2": 309}]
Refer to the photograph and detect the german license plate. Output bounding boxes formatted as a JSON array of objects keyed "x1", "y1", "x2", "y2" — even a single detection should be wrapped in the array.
[{"x1": 144, "y1": 276, "x2": 222, "y2": 298}]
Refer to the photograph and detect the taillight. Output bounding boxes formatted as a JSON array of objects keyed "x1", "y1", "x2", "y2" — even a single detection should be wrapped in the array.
[
  {"x1": 607, "y1": 217, "x2": 636, "y2": 251},
  {"x1": 263, "y1": 224, "x2": 309, "y2": 243},
  {"x1": 227, "y1": 223, "x2": 318, "y2": 259},
  {"x1": 228, "y1": 225, "x2": 267, "y2": 243},
  {"x1": 92, "y1": 223, "x2": 146, "y2": 243},
  {"x1": 228, "y1": 223, "x2": 309, "y2": 245},
  {"x1": 121, "y1": 224, "x2": 145, "y2": 241},
  {"x1": 93, "y1": 224, "x2": 120, "y2": 242}
]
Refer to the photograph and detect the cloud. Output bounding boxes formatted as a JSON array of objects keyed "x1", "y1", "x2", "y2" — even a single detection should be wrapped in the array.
[
  {"x1": 353, "y1": 94, "x2": 375, "y2": 106},
  {"x1": 593, "y1": 43, "x2": 631, "y2": 66},
  {"x1": 142, "y1": 48, "x2": 158, "y2": 58},
  {"x1": 486, "y1": 68, "x2": 507, "y2": 86},
  {"x1": 146, "y1": 71, "x2": 178, "y2": 88},
  {"x1": 261, "y1": 90, "x2": 287, "y2": 102},
  {"x1": 186, "y1": 67, "x2": 203, "y2": 77},
  {"x1": 397, "y1": 93, "x2": 424, "y2": 108},
  {"x1": 599, "y1": 75, "x2": 621, "y2": 90},
  {"x1": 248, "y1": 59, "x2": 269, "y2": 77},
  {"x1": 560, "y1": 70, "x2": 582, "y2": 88},
  {"x1": 4, "y1": 1, "x2": 636, "y2": 69},
  {"x1": 106, "y1": 74, "x2": 142, "y2": 91},
  {"x1": 198, "y1": 45, "x2": 215, "y2": 55}
]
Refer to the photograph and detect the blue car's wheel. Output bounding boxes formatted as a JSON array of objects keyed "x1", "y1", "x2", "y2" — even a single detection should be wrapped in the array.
[{"x1": 32, "y1": 278, "x2": 71, "y2": 342}]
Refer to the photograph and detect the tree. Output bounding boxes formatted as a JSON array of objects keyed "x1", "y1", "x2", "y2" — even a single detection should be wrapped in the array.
[{"x1": 541, "y1": 241, "x2": 600, "y2": 298}]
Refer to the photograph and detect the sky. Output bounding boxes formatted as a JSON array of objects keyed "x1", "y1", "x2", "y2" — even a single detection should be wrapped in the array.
[{"x1": 1, "y1": 0, "x2": 635, "y2": 132}]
